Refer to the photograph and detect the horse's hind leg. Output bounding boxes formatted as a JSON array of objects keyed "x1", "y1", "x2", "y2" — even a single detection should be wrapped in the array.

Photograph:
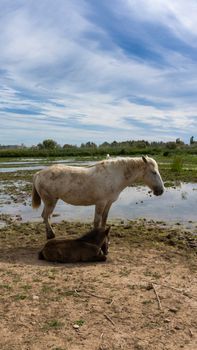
[{"x1": 41, "y1": 198, "x2": 57, "y2": 239}]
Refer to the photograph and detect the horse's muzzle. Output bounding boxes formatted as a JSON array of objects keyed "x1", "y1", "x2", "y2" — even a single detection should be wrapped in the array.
[{"x1": 153, "y1": 187, "x2": 164, "y2": 196}]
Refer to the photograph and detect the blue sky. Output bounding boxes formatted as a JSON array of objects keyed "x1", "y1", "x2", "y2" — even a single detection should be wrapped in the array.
[{"x1": 0, "y1": 0, "x2": 197, "y2": 146}]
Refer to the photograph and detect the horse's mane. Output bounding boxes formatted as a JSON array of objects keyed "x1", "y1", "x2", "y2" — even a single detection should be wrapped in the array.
[{"x1": 94, "y1": 157, "x2": 145, "y2": 170}]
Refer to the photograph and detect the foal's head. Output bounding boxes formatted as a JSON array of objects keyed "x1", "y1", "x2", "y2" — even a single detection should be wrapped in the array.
[
  {"x1": 78, "y1": 226, "x2": 111, "y2": 255},
  {"x1": 90, "y1": 226, "x2": 111, "y2": 255},
  {"x1": 142, "y1": 156, "x2": 164, "y2": 196},
  {"x1": 95, "y1": 226, "x2": 111, "y2": 247},
  {"x1": 99, "y1": 226, "x2": 111, "y2": 255}
]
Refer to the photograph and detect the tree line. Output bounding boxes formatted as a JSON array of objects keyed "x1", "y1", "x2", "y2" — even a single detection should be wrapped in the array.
[
  {"x1": 0, "y1": 137, "x2": 196, "y2": 158},
  {"x1": 25, "y1": 136, "x2": 197, "y2": 150}
]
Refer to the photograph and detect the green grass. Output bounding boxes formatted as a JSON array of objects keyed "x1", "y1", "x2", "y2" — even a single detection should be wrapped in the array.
[
  {"x1": 43, "y1": 320, "x2": 64, "y2": 330},
  {"x1": 14, "y1": 294, "x2": 27, "y2": 300},
  {"x1": 171, "y1": 156, "x2": 184, "y2": 172},
  {"x1": 0, "y1": 284, "x2": 12, "y2": 290},
  {"x1": 74, "y1": 319, "x2": 85, "y2": 326},
  {"x1": 42, "y1": 284, "x2": 54, "y2": 294},
  {"x1": 21, "y1": 284, "x2": 32, "y2": 291}
]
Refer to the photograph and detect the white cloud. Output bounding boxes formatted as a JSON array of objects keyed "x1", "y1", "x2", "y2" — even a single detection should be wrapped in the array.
[
  {"x1": 0, "y1": 0, "x2": 196, "y2": 145},
  {"x1": 125, "y1": 0, "x2": 197, "y2": 40}
]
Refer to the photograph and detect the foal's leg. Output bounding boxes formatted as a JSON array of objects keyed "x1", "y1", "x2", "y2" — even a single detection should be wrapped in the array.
[
  {"x1": 41, "y1": 198, "x2": 57, "y2": 239},
  {"x1": 85, "y1": 246, "x2": 107, "y2": 262},
  {"x1": 91, "y1": 254, "x2": 107, "y2": 262},
  {"x1": 93, "y1": 202, "x2": 106, "y2": 228}
]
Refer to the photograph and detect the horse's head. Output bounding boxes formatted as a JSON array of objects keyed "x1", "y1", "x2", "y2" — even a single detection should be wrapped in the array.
[{"x1": 142, "y1": 156, "x2": 164, "y2": 196}]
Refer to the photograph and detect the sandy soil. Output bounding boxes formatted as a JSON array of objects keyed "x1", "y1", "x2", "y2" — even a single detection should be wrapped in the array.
[{"x1": 0, "y1": 220, "x2": 196, "y2": 350}]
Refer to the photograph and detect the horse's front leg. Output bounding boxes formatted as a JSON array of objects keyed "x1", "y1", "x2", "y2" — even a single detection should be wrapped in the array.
[
  {"x1": 100, "y1": 201, "x2": 113, "y2": 255},
  {"x1": 93, "y1": 202, "x2": 106, "y2": 228},
  {"x1": 101, "y1": 201, "x2": 113, "y2": 228}
]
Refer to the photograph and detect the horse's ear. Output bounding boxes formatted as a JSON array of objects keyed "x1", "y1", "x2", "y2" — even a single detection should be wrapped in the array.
[{"x1": 142, "y1": 155, "x2": 148, "y2": 164}]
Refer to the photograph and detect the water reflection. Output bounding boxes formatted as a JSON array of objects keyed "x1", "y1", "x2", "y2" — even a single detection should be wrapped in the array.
[{"x1": 0, "y1": 159, "x2": 96, "y2": 172}]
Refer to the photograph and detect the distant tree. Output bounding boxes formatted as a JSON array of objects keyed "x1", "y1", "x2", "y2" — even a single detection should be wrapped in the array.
[
  {"x1": 176, "y1": 138, "x2": 184, "y2": 145},
  {"x1": 136, "y1": 140, "x2": 148, "y2": 148},
  {"x1": 84, "y1": 142, "x2": 97, "y2": 148},
  {"x1": 37, "y1": 143, "x2": 44, "y2": 150},
  {"x1": 37, "y1": 139, "x2": 59, "y2": 150},
  {"x1": 99, "y1": 141, "x2": 110, "y2": 148},
  {"x1": 63, "y1": 144, "x2": 77, "y2": 149},
  {"x1": 166, "y1": 141, "x2": 177, "y2": 150},
  {"x1": 190, "y1": 136, "x2": 194, "y2": 145},
  {"x1": 111, "y1": 141, "x2": 118, "y2": 147}
]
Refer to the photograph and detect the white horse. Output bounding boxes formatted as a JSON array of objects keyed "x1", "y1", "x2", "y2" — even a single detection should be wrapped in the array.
[{"x1": 32, "y1": 156, "x2": 164, "y2": 239}]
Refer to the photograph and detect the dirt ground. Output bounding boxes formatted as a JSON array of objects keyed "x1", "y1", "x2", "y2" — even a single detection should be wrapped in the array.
[{"x1": 0, "y1": 220, "x2": 196, "y2": 350}]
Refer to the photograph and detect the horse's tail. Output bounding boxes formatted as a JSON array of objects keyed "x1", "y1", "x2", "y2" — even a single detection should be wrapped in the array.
[{"x1": 32, "y1": 175, "x2": 41, "y2": 209}]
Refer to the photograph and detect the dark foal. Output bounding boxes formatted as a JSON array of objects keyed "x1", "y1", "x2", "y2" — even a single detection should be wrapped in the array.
[{"x1": 38, "y1": 227, "x2": 110, "y2": 263}]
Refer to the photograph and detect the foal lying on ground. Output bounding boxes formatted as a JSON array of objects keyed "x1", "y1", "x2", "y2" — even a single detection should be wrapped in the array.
[{"x1": 38, "y1": 227, "x2": 110, "y2": 263}]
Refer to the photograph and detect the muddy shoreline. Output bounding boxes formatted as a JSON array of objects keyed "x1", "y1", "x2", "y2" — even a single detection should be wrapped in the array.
[{"x1": 1, "y1": 219, "x2": 196, "y2": 256}]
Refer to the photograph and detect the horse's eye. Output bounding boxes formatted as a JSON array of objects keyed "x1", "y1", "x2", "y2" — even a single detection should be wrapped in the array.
[{"x1": 152, "y1": 171, "x2": 157, "y2": 175}]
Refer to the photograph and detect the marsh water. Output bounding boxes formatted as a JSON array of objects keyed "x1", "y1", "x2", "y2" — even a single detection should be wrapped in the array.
[{"x1": 0, "y1": 158, "x2": 196, "y2": 229}]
